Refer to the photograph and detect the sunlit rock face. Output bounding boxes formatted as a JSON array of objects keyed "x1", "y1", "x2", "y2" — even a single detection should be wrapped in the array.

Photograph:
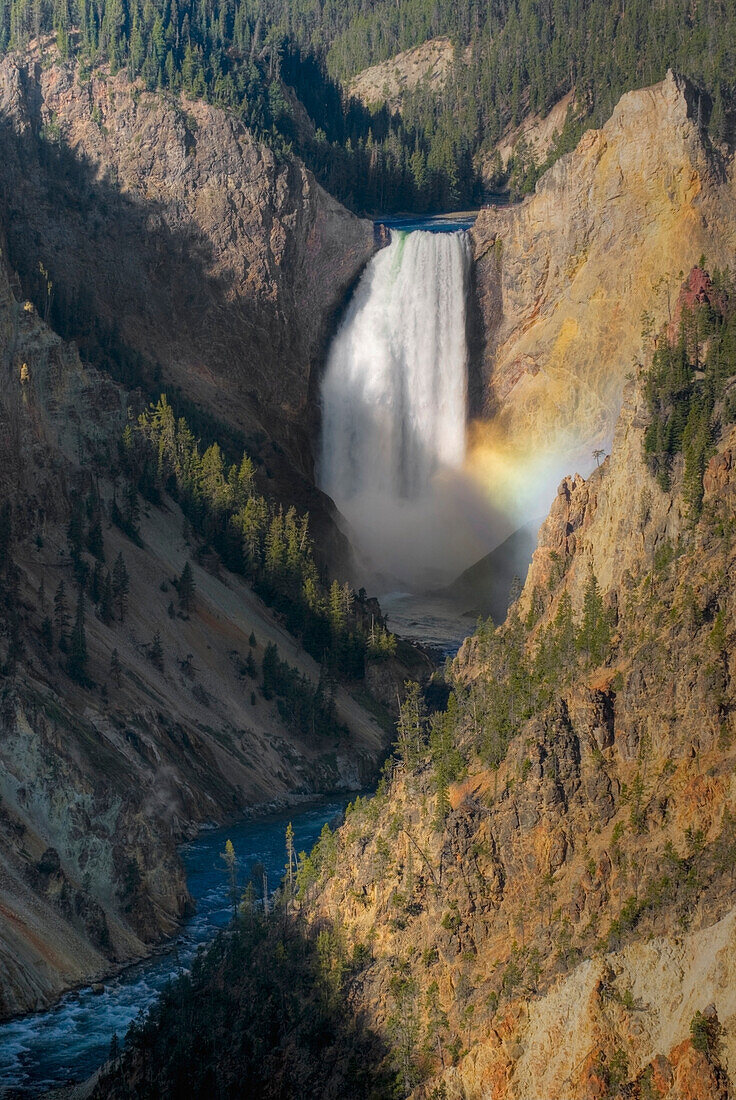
[{"x1": 469, "y1": 70, "x2": 736, "y2": 523}]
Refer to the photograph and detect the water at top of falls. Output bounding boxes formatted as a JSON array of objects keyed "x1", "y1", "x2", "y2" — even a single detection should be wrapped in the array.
[
  {"x1": 377, "y1": 213, "x2": 478, "y2": 234},
  {"x1": 319, "y1": 229, "x2": 495, "y2": 589}
]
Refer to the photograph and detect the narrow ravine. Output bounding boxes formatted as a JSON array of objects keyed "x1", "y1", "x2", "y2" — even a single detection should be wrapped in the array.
[{"x1": 0, "y1": 800, "x2": 348, "y2": 1097}]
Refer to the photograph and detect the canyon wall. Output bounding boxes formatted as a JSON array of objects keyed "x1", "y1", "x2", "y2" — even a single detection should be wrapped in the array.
[
  {"x1": 0, "y1": 232, "x2": 389, "y2": 1019},
  {"x1": 304, "y1": 330, "x2": 736, "y2": 1098},
  {"x1": 470, "y1": 71, "x2": 736, "y2": 511},
  {"x1": 0, "y1": 49, "x2": 375, "y2": 566},
  {"x1": 95, "y1": 268, "x2": 736, "y2": 1097}
]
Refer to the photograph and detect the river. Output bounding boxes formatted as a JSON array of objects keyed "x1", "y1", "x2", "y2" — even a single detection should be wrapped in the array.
[
  {"x1": 0, "y1": 798, "x2": 349, "y2": 1097},
  {"x1": 375, "y1": 212, "x2": 478, "y2": 234}
]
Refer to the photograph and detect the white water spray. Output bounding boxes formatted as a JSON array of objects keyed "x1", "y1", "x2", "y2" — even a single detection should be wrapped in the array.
[{"x1": 319, "y1": 229, "x2": 494, "y2": 586}]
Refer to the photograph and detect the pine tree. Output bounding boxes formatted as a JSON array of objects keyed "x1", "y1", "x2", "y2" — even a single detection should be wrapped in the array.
[
  {"x1": 87, "y1": 516, "x2": 104, "y2": 560},
  {"x1": 262, "y1": 641, "x2": 279, "y2": 699},
  {"x1": 236, "y1": 454, "x2": 256, "y2": 501},
  {"x1": 424, "y1": 981, "x2": 449, "y2": 1068},
  {"x1": 395, "y1": 681, "x2": 426, "y2": 769},
  {"x1": 430, "y1": 697, "x2": 461, "y2": 827},
  {"x1": 264, "y1": 509, "x2": 286, "y2": 579},
  {"x1": 150, "y1": 630, "x2": 164, "y2": 671},
  {"x1": 178, "y1": 560, "x2": 195, "y2": 613},
  {"x1": 285, "y1": 821, "x2": 295, "y2": 906},
  {"x1": 90, "y1": 560, "x2": 103, "y2": 604},
  {"x1": 221, "y1": 838, "x2": 238, "y2": 919},
  {"x1": 200, "y1": 443, "x2": 229, "y2": 510},
  {"x1": 112, "y1": 553, "x2": 129, "y2": 621},
  {"x1": 67, "y1": 589, "x2": 88, "y2": 683},
  {"x1": 110, "y1": 646, "x2": 122, "y2": 687},
  {"x1": 124, "y1": 482, "x2": 141, "y2": 539},
  {"x1": 577, "y1": 570, "x2": 610, "y2": 666},
  {"x1": 328, "y1": 579, "x2": 345, "y2": 637},
  {"x1": 101, "y1": 572, "x2": 114, "y2": 624}
]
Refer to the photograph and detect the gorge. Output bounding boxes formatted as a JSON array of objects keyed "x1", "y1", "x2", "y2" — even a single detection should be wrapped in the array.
[
  {"x1": 0, "y1": 799, "x2": 349, "y2": 1096},
  {"x1": 1, "y1": 24, "x2": 736, "y2": 1100}
]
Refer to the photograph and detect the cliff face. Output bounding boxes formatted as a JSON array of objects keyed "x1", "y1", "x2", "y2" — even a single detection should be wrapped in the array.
[
  {"x1": 488, "y1": 89, "x2": 576, "y2": 178},
  {"x1": 470, "y1": 71, "x2": 736, "y2": 503},
  {"x1": 347, "y1": 37, "x2": 457, "y2": 113},
  {"x1": 296, "y1": 304, "x2": 736, "y2": 1097},
  {"x1": 0, "y1": 49, "x2": 375, "y2": 566},
  {"x1": 0, "y1": 236, "x2": 390, "y2": 1020}
]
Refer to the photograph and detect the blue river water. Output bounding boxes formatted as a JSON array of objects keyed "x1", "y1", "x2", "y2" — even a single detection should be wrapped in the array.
[
  {"x1": 0, "y1": 798, "x2": 348, "y2": 1097},
  {"x1": 376, "y1": 212, "x2": 478, "y2": 234}
]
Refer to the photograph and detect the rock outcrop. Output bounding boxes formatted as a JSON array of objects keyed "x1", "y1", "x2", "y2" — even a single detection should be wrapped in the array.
[
  {"x1": 470, "y1": 71, "x2": 736, "y2": 505},
  {"x1": 293, "y1": 305, "x2": 736, "y2": 1097},
  {"x1": 482, "y1": 88, "x2": 576, "y2": 184},
  {"x1": 0, "y1": 232, "x2": 389, "y2": 1019},
  {"x1": 347, "y1": 37, "x2": 458, "y2": 113},
  {"x1": 0, "y1": 48, "x2": 375, "y2": 569}
]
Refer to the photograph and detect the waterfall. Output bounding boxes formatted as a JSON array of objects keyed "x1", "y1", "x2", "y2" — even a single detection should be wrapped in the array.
[{"x1": 318, "y1": 229, "x2": 479, "y2": 586}]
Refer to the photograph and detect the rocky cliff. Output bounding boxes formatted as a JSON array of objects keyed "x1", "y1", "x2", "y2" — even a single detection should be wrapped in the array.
[
  {"x1": 92, "y1": 262, "x2": 736, "y2": 1099},
  {"x1": 469, "y1": 71, "x2": 736, "y2": 516},
  {"x1": 288, "y1": 273, "x2": 736, "y2": 1097},
  {"x1": 347, "y1": 37, "x2": 458, "y2": 113},
  {"x1": 0, "y1": 47, "x2": 375, "y2": 569},
  {"x1": 0, "y1": 224, "x2": 394, "y2": 1019},
  {"x1": 487, "y1": 89, "x2": 576, "y2": 182}
]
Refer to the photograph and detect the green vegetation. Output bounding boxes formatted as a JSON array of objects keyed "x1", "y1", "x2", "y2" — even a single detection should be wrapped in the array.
[
  {"x1": 176, "y1": 560, "x2": 195, "y2": 613},
  {"x1": 125, "y1": 395, "x2": 394, "y2": 679},
  {"x1": 296, "y1": 821, "x2": 338, "y2": 899},
  {"x1": 4, "y1": 0, "x2": 736, "y2": 212},
  {"x1": 643, "y1": 268, "x2": 736, "y2": 516},
  {"x1": 576, "y1": 569, "x2": 611, "y2": 665},
  {"x1": 447, "y1": 579, "x2": 613, "y2": 771},
  {"x1": 261, "y1": 640, "x2": 346, "y2": 740},
  {"x1": 97, "y1": 899, "x2": 394, "y2": 1098},
  {"x1": 690, "y1": 1008, "x2": 722, "y2": 1058}
]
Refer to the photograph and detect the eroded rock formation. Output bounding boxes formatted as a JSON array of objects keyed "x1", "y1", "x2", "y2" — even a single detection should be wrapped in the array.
[
  {"x1": 0, "y1": 226, "x2": 388, "y2": 1019},
  {"x1": 298, "y1": 323, "x2": 736, "y2": 1097},
  {"x1": 0, "y1": 49, "x2": 375, "y2": 569},
  {"x1": 470, "y1": 71, "x2": 736, "y2": 496}
]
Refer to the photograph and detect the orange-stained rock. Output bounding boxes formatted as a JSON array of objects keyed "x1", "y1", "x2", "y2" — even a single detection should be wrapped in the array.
[{"x1": 470, "y1": 71, "x2": 736, "y2": 503}]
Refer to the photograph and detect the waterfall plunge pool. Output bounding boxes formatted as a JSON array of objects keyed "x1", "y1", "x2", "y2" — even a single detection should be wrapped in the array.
[{"x1": 0, "y1": 798, "x2": 349, "y2": 1097}]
